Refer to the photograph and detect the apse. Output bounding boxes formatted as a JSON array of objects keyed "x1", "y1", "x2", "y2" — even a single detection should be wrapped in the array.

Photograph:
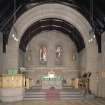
[{"x1": 18, "y1": 30, "x2": 83, "y2": 86}]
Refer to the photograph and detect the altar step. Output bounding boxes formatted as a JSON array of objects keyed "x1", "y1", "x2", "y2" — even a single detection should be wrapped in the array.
[{"x1": 24, "y1": 88, "x2": 84, "y2": 100}]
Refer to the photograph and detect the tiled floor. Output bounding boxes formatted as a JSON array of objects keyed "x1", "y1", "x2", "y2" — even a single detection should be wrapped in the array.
[{"x1": 0, "y1": 98, "x2": 105, "y2": 105}]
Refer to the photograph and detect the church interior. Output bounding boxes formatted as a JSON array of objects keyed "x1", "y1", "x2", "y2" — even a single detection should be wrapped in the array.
[{"x1": 0, "y1": 0, "x2": 105, "y2": 105}]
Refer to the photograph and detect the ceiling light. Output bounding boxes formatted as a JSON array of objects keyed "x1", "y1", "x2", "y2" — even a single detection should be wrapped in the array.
[
  {"x1": 12, "y1": 33, "x2": 18, "y2": 42},
  {"x1": 93, "y1": 35, "x2": 96, "y2": 39},
  {"x1": 14, "y1": 37, "x2": 19, "y2": 42},
  {"x1": 12, "y1": 34, "x2": 15, "y2": 38},
  {"x1": 90, "y1": 38, "x2": 93, "y2": 42},
  {"x1": 89, "y1": 38, "x2": 94, "y2": 43}
]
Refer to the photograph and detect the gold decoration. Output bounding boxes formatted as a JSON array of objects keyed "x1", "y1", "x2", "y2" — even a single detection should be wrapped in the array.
[{"x1": 0, "y1": 74, "x2": 25, "y2": 88}]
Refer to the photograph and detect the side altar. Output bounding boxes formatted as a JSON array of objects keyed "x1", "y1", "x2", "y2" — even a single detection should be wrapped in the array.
[{"x1": 40, "y1": 71, "x2": 63, "y2": 89}]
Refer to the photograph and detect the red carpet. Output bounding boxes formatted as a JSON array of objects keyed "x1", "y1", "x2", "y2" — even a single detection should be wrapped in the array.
[{"x1": 46, "y1": 88, "x2": 60, "y2": 100}]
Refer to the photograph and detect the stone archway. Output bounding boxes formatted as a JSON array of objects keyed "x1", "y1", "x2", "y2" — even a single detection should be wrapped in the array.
[{"x1": 5, "y1": 3, "x2": 98, "y2": 79}]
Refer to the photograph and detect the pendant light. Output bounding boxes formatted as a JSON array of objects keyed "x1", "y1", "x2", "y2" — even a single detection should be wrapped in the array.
[
  {"x1": 12, "y1": 0, "x2": 19, "y2": 42},
  {"x1": 89, "y1": 0, "x2": 96, "y2": 43}
]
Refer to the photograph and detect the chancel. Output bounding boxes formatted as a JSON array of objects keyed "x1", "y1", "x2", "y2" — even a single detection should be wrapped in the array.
[
  {"x1": 41, "y1": 70, "x2": 63, "y2": 89},
  {"x1": 0, "y1": 0, "x2": 105, "y2": 105}
]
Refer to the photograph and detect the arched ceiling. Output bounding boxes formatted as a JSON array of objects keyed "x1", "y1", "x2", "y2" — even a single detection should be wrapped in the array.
[
  {"x1": 19, "y1": 18, "x2": 85, "y2": 52},
  {"x1": 0, "y1": 0, "x2": 105, "y2": 53}
]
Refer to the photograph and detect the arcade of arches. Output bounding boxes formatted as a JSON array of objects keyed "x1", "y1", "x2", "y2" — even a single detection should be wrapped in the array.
[{"x1": 0, "y1": 2, "x2": 105, "y2": 103}]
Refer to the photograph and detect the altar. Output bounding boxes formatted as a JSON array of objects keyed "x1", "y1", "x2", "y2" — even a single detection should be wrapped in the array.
[{"x1": 40, "y1": 71, "x2": 63, "y2": 89}]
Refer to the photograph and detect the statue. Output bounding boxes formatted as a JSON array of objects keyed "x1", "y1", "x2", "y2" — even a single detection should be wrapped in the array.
[
  {"x1": 86, "y1": 72, "x2": 92, "y2": 94},
  {"x1": 81, "y1": 72, "x2": 91, "y2": 94}
]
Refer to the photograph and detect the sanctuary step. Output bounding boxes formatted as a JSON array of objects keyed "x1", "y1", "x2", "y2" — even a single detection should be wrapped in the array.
[{"x1": 24, "y1": 86, "x2": 84, "y2": 100}]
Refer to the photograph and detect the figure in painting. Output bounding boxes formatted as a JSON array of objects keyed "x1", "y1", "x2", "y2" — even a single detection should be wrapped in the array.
[
  {"x1": 40, "y1": 46, "x2": 48, "y2": 64},
  {"x1": 56, "y1": 45, "x2": 63, "y2": 65}
]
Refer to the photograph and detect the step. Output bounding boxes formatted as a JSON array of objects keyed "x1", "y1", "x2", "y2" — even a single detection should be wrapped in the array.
[
  {"x1": 60, "y1": 97, "x2": 83, "y2": 100},
  {"x1": 24, "y1": 88, "x2": 84, "y2": 100},
  {"x1": 24, "y1": 93, "x2": 83, "y2": 96},
  {"x1": 24, "y1": 94, "x2": 46, "y2": 97},
  {"x1": 60, "y1": 92, "x2": 81, "y2": 94},
  {"x1": 24, "y1": 97, "x2": 46, "y2": 100},
  {"x1": 25, "y1": 92, "x2": 46, "y2": 95}
]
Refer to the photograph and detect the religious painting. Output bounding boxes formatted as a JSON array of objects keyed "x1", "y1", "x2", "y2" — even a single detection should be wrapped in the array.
[
  {"x1": 40, "y1": 45, "x2": 48, "y2": 64},
  {"x1": 55, "y1": 45, "x2": 63, "y2": 65}
]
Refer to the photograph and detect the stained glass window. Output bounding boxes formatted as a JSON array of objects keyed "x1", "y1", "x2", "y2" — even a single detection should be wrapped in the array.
[
  {"x1": 40, "y1": 45, "x2": 48, "y2": 64},
  {"x1": 55, "y1": 45, "x2": 63, "y2": 65}
]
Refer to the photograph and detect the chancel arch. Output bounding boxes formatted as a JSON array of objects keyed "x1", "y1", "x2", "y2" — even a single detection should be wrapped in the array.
[{"x1": 5, "y1": 3, "x2": 98, "y2": 94}]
